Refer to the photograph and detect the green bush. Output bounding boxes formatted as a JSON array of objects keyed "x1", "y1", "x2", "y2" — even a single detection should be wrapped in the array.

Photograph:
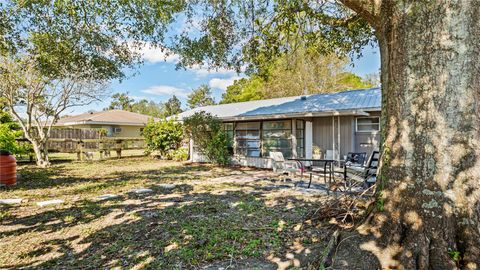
[
  {"x1": 183, "y1": 112, "x2": 230, "y2": 165},
  {"x1": 0, "y1": 124, "x2": 21, "y2": 154},
  {"x1": 142, "y1": 118, "x2": 184, "y2": 157},
  {"x1": 171, "y1": 147, "x2": 189, "y2": 161}
]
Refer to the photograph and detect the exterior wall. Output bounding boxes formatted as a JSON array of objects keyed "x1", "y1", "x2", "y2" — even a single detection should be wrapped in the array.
[
  {"x1": 190, "y1": 112, "x2": 381, "y2": 168},
  {"x1": 354, "y1": 111, "x2": 381, "y2": 155},
  {"x1": 60, "y1": 124, "x2": 144, "y2": 137},
  {"x1": 312, "y1": 116, "x2": 355, "y2": 159}
]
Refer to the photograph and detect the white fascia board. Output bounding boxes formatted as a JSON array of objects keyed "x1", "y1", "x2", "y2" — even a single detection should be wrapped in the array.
[{"x1": 219, "y1": 109, "x2": 376, "y2": 122}]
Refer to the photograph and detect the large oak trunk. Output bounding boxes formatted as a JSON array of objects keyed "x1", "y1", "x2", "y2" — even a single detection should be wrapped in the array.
[{"x1": 359, "y1": 2, "x2": 480, "y2": 269}]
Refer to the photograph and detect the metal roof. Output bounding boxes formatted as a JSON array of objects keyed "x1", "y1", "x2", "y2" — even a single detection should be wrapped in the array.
[{"x1": 176, "y1": 88, "x2": 381, "y2": 120}]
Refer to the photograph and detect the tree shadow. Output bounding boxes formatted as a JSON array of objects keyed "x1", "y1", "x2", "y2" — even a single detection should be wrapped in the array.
[{"x1": 2, "y1": 186, "x2": 333, "y2": 269}]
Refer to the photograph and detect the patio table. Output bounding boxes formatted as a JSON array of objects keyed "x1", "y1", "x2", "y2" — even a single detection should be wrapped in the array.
[{"x1": 288, "y1": 158, "x2": 335, "y2": 193}]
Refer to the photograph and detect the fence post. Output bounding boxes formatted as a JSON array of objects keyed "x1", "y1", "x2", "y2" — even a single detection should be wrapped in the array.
[
  {"x1": 99, "y1": 141, "x2": 104, "y2": 160},
  {"x1": 77, "y1": 141, "x2": 84, "y2": 161},
  {"x1": 115, "y1": 140, "x2": 122, "y2": 158}
]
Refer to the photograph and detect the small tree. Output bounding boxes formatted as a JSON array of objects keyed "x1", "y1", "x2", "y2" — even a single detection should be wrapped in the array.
[
  {"x1": 162, "y1": 95, "x2": 183, "y2": 117},
  {"x1": 183, "y1": 112, "x2": 230, "y2": 166},
  {"x1": 187, "y1": 84, "x2": 215, "y2": 109},
  {"x1": 0, "y1": 56, "x2": 106, "y2": 167},
  {"x1": 142, "y1": 118, "x2": 183, "y2": 157}
]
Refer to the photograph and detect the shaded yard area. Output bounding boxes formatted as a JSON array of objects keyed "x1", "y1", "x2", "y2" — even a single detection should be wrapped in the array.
[{"x1": 1, "y1": 157, "x2": 350, "y2": 269}]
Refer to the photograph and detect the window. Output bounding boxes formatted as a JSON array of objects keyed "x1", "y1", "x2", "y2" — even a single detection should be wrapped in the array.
[
  {"x1": 296, "y1": 120, "x2": 305, "y2": 158},
  {"x1": 223, "y1": 123, "x2": 234, "y2": 155},
  {"x1": 113, "y1": 127, "x2": 122, "y2": 133},
  {"x1": 262, "y1": 120, "x2": 292, "y2": 158},
  {"x1": 356, "y1": 117, "x2": 380, "y2": 132},
  {"x1": 235, "y1": 122, "x2": 261, "y2": 157},
  {"x1": 140, "y1": 128, "x2": 144, "y2": 135}
]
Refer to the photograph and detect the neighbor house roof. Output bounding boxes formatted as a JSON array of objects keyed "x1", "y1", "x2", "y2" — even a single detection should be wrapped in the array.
[
  {"x1": 55, "y1": 110, "x2": 156, "y2": 126},
  {"x1": 177, "y1": 87, "x2": 381, "y2": 121}
]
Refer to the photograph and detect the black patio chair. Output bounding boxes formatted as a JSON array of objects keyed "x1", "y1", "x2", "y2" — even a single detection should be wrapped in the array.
[
  {"x1": 344, "y1": 151, "x2": 380, "y2": 188},
  {"x1": 345, "y1": 152, "x2": 367, "y2": 166}
]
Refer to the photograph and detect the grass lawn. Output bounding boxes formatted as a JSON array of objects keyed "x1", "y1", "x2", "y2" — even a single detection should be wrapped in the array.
[{"x1": 0, "y1": 157, "x2": 333, "y2": 269}]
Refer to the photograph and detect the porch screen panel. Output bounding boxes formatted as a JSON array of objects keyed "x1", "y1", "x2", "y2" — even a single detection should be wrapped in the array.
[
  {"x1": 262, "y1": 120, "x2": 292, "y2": 158},
  {"x1": 235, "y1": 122, "x2": 261, "y2": 157},
  {"x1": 223, "y1": 123, "x2": 234, "y2": 155},
  {"x1": 296, "y1": 120, "x2": 305, "y2": 158}
]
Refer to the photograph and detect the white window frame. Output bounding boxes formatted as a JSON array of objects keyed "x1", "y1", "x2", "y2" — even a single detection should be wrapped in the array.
[
  {"x1": 356, "y1": 117, "x2": 380, "y2": 132},
  {"x1": 113, "y1": 127, "x2": 122, "y2": 133}
]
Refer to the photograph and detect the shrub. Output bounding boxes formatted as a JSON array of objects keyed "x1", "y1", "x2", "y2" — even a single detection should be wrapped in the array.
[
  {"x1": 183, "y1": 112, "x2": 230, "y2": 165},
  {"x1": 0, "y1": 123, "x2": 22, "y2": 154},
  {"x1": 142, "y1": 118, "x2": 183, "y2": 157},
  {"x1": 171, "y1": 147, "x2": 189, "y2": 161}
]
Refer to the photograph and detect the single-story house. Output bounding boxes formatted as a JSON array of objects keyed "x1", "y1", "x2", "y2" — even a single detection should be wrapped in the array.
[
  {"x1": 54, "y1": 110, "x2": 155, "y2": 137},
  {"x1": 176, "y1": 88, "x2": 381, "y2": 168}
]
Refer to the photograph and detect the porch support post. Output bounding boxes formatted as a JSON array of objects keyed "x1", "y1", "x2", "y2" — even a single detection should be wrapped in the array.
[
  {"x1": 305, "y1": 120, "x2": 313, "y2": 159},
  {"x1": 337, "y1": 116, "x2": 341, "y2": 161},
  {"x1": 291, "y1": 119, "x2": 298, "y2": 158},
  {"x1": 189, "y1": 138, "x2": 194, "y2": 162},
  {"x1": 332, "y1": 116, "x2": 335, "y2": 159}
]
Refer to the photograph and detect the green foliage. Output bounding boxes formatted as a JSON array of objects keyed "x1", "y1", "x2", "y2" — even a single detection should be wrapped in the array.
[
  {"x1": 183, "y1": 112, "x2": 230, "y2": 165},
  {"x1": 107, "y1": 93, "x2": 134, "y2": 111},
  {"x1": 142, "y1": 118, "x2": 183, "y2": 157},
  {"x1": 187, "y1": 84, "x2": 216, "y2": 109},
  {"x1": 0, "y1": 99, "x2": 27, "y2": 155},
  {"x1": 448, "y1": 250, "x2": 461, "y2": 263},
  {"x1": 106, "y1": 92, "x2": 164, "y2": 117},
  {"x1": 163, "y1": 95, "x2": 183, "y2": 117},
  {"x1": 132, "y1": 99, "x2": 164, "y2": 118},
  {"x1": 170, "y1": 147, "x2": 189, "y2": 161},
  {"x1": 2, "y1": 1, "x2": 186, "y2": 80},
  {"x1": 170, "y1": 1, "x2": 375, "y2": 73},
  {"x1": 220, "y1": 49, "x2": 375, "y2": 103},
  {"x1": 336, "y1": 72, "x2": 373, "y2": 90},
  {"x1": 0, "y1": 123, "x2": 22, "y2": 154},
  {"x1": 221, "y1": 76, "x2": 265, "y2": 104}
]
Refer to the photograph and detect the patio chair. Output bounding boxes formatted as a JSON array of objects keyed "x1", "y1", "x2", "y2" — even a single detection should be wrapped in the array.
[
  {"x1": 344, "y1": 151, "x2": 380, "y2": 187},
  {"x1": 269, "y1": 151, "x2": 301, "y2": 176},
  {"x1": 344, "y1": 152, "x2": 367, "y2": 166}
]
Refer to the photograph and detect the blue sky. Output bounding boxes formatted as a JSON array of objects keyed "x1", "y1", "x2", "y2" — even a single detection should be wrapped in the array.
[{"x1": 73, "y1": 44, "x2": 380, "y2": 114}]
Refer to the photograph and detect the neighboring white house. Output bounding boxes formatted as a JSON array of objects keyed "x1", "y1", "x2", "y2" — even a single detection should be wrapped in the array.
[
  {"x1": 54, "y1": 110, "x2": 157, "y2": 137},
  {"x1": 176, "y1": 88, "x2": 381, "y2": 168}
]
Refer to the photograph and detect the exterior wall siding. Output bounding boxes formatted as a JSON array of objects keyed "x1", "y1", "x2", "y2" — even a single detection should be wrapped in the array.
[
  {"x1": 60, "y1": 124, "x2": 143, "y2": 137},
  {"x1": 354, "y1": 111, "x2": 381, "y2": 155},
  {"x1": 312, "y1": 116, "x2": 355, "y2": 158}
]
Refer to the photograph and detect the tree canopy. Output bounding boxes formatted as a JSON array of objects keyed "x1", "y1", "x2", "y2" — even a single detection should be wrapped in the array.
[
  {"x1": 106, "y1": 92, "x2": 164, "y2": 118},
  {"x1": 0, "y1": 0, "x2": 185, "y2": 80},
  {"x1": 187, "y1": 84, "x2": 216, "y2": 109},
  {"x1": 221, "y1": 49, "x2": 374, "y2": 104},
  {"x1": 163, "y1": 95, "x2": 183, "y2": 117}
]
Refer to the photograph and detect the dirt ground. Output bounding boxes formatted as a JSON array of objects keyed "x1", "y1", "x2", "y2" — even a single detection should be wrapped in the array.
[{"x1": 0, "y1": 157, "x2": 347, "y2": 269}]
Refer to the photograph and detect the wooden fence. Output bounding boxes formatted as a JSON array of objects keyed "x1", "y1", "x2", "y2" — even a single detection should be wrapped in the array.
[{"x1": 16, "y1": 128, "x2": 146, "y2": 161}]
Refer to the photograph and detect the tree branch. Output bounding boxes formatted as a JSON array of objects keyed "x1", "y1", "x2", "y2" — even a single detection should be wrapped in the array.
[{"x1": 337, "y1": 0, "x2": 382, "y2": 30}]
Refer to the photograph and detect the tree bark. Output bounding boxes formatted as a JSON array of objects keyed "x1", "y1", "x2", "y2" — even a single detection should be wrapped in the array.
[
  {"x1": 345, "y1": 1, "x2": 480, "y2": 269},
  {"x1": 336, "y1": 1, "x2": 480, "y2": 269}
]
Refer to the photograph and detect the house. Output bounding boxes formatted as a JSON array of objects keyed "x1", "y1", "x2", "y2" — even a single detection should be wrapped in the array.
[
  {"x1": 54, "y1": 110, "x2": 155, "y2": 137},
  {"x1": 177, "y1": 88, "x2": 381, "y2": 168}
]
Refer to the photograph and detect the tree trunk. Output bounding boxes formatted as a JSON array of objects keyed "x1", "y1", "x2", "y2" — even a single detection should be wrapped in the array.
[
  {"x1": 31, "y1": 139, "x2": 50, "y2": 167},
  {"x1": 359, "y1": 2, "x2": 480, "y2": 269}
]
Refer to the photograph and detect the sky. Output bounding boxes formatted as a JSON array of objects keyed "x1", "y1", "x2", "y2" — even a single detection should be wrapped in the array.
[{"x1": 72, "y1": 44, "x2": 380, "y2": 115}]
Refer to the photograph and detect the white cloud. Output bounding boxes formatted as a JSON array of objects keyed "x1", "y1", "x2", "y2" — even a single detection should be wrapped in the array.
[
  {"x1": 142, "y1": 85, "x2": 188, "y2": 97},
  {"x1": 209, "y1": 76, "x2": 243, "y2": 91},
  {"x1": 128, "y1": 41, "x2": 180, "y2": 64}
]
